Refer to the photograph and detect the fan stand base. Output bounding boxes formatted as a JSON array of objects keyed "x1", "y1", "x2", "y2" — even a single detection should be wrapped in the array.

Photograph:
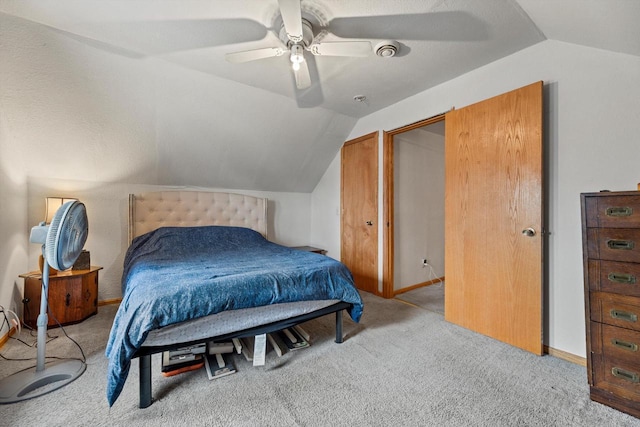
[{"x1": 0, "y1": 359, "x2": 86, "y2": 404}]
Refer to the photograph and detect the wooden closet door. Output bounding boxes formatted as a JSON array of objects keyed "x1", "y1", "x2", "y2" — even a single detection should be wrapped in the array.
[
  {"x1": 341, "y1": 132, "x2": 379, "y2": 294},
  {"x1": 444, "y1": 82, "x2": 544, "y2": 355}
]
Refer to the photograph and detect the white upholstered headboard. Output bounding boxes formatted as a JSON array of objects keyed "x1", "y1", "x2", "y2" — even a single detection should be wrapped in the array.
[{"x1": 128, "y1": 191, "x2": 268, "y2": 244}]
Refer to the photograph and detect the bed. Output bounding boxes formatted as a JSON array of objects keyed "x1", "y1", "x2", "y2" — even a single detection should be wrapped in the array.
[{"x1": 105, "y1": 191, "x2": 363, "y2": 408}]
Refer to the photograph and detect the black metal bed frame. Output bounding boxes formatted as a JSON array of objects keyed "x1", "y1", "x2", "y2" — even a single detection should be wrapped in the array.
[{"x1": 132, "y1": 301, "x2": 352, "y2": 408}]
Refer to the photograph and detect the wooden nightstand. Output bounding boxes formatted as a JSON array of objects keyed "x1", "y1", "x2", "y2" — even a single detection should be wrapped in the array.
[
  {"x1": 20, "y1": 266, "x2": 102, "y2": 328},
  {"x1": 291, "y1": 246, "x2": 328, "y2": 255}
]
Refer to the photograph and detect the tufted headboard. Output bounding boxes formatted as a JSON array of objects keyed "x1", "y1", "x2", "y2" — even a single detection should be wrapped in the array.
[{"x1": 128, "y1": 191, "x2": 268, "y2": 244}]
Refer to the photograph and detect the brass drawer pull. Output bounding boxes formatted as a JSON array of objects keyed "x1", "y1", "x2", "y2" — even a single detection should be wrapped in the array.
[
  {"x1": 612, "y1": 367, "x2": 640, "y2": 383},
  {"x1": 607, "y1": 239, "x2": 635, "y2": 250},
  {"x1": 606, "y1": 207, "x2": 633, "y2": 217},
  {"x1": 611, "y1": 338, "x2": 639, "y2": 352},
  {"x1": 610, "y1": 309, "x2": 638, "y2": 323},
  {"x1": 607, "y1": 272, "x2": 637, "y2": 284}
]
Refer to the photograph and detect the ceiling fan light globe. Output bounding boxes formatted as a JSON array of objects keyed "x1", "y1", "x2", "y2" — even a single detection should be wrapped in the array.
[{"x1": 290, "y1": 44, "x2": 305, "y2": 71}]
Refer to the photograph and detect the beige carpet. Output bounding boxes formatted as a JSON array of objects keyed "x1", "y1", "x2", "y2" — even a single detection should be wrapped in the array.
[
  {"x1": 1, "y1": 291, "x2": 639, "y2": 426},
  {"x1": 394, "y1": 282, "x2": 445, "y2": 315}
]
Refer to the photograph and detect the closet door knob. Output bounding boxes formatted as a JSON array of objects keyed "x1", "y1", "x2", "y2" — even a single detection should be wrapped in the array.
[
  {"x1": 522, "y1": 227, "x2": 536, "y2": 237},
  {"x1": 366, "y1": 221, "x2": 373, "y2": 226}
]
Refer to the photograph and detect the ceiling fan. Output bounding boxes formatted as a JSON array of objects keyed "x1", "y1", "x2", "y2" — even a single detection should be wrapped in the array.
[{"x1": 225, "y1": 0, "x2": 372, "y2": 90}]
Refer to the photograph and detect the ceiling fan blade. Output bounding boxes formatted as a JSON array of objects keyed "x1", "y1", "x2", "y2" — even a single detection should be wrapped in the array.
[
  {"x1": 309, "y1": 41, "x2": 372, "y2": 57},
  {"x1": 278, "y1": 0, "x2": 303, "y2": 42},
  {"x1": 329, "y1": 12, "x2": 489, "y2": 42},
  {"x1": 81, "y1": 18, "x2": 268, "y2": 55},
  {"x1": 225, "y1": 47, "x2": 286, "y2": 63},
  {"x1": 295, "y1": 55, "x2": 323, "y2": 108},
  {"x1": 293, "y1": 60, "x2": 311, "y2": 90}
]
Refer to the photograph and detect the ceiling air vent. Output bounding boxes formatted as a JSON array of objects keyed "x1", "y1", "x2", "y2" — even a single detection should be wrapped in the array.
[{"x1": 375, "y1": 40, "x2": 399, "y2": 58}]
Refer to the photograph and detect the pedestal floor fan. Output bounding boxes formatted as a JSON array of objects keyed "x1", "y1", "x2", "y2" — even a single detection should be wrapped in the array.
[{"x1": 0, "y1": 200, "x2": 88, "y2": 403}]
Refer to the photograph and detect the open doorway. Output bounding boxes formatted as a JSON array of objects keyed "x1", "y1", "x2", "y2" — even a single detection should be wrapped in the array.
[
  {"x1": 382, "y1": 82, "x2": 543, "y2": 354},
  {"x1": 382, "y1": 115, "x2": 445, "y2": 303}
]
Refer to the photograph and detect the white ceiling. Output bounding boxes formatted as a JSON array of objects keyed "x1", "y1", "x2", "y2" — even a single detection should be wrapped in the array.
[
  {"x1": 6, "y1": 0, "x2": 639, "y2": 118},
  {"x1": 2, "y1": 0, "x2": 639, "y2": 192}
]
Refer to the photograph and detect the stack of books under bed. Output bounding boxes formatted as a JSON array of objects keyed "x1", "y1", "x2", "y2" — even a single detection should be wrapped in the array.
[{"x1": 161, "y1": 325, "x2": 311, "y2": 379}]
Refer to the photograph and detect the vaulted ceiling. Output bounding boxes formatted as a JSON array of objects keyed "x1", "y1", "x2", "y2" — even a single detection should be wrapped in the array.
[{"x1": 1, "y1": 0, "x2": 638, "y2": 192}]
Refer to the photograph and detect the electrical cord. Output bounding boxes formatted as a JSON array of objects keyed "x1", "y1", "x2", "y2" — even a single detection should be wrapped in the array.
[
  {"x1": 0, "y1": 313, "x2": 8, "y2": 341},
  {"x1": 0, "y1": 306, "x2": 42, "y2": 359},
  {"x1": 0, "y1": 305, "x2": 21, "y2": 336},
  {"x1": 47, "y1": 305, "x2": 87, "y2": 363},
  {"x1": 41, "y1": 285, "x2": 87, "y2": 363},
  {"x1": 0, "y1": 353, "x2": 81, "y2": 363},
  {"x1": 0, "y1": 285, "x2": 87, "y2": 364},
  {"x1": 422, "y1": 261, "x2": 444, "y2": 288},
  {"x1": 22, "y1": 297, "x2": 31, "y2": 329},
  {"x1": 19, "y1": 301, "x2": 49, "y2": 338}
]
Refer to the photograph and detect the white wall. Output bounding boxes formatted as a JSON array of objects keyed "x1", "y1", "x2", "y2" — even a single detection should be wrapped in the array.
[
  {"x1": 310, "y1": 155, "x2": 342, "y2": 259},
  {"x1": 394, "y1": 128, "x2": 445, "y2": 291},
  {"x1": 0, "y1": 129, "x2": 28, "y2": 336},
  {"x1": 311, "y1": 40, "x2": 640, "y2": 357}
]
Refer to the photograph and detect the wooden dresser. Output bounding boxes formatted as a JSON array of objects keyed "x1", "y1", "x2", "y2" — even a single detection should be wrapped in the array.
[{"x1": 581, "y1": 191, "x2": 640, "y2": 418}]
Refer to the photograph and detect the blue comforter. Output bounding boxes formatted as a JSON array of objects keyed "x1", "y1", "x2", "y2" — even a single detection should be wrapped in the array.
[{"x1": 105, "y1": 226, "x2": 363, "y2": 406}]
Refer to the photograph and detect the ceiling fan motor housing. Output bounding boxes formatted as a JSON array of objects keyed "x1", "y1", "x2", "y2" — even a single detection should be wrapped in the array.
[
  {"x1": 279, "y1": 18, "x2": 314, "y2": 48},
  {"x1": 375, "y1": 40, "x2": 400, "y2": 58}
]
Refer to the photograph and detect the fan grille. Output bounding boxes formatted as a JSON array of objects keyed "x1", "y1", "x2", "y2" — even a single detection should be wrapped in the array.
[{"x1": 45, "y1": 201, "x2": 88, "y2": 271}]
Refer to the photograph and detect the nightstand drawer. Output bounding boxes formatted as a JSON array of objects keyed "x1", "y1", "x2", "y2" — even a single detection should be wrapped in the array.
[
  {"x1": 588, "y1": 260, "x2": 640, "y2": 297},
  {"x1": 585, "y1": 194, "x2": 640, "y2": 228},
  {"x1": 587, "y1": 228, "x2": 640, "y2": 263},
  {"x1": 591, "y1": 292, "x2": 640, "y2": 332}
]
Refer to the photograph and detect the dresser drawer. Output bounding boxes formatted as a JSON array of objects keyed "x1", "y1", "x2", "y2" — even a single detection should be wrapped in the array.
[
  {"x1": 588, "y1": 260, "x2": 640, "y2": 297},
  {"x1": 585, "y1": 194, "x2": 640, "y2": 228},
  {"x1": 592, "y1": 322, "x2": 640, "y2": 365},
  {"x1": 591, "y1": 292, "x2": 640, "y2": 332},
  {"x1": 587, "y1": 228, "x2": 640, "y2": 263},
  {"x1": 592, "y1": 353, "x2": 640, "y2": 403}
]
